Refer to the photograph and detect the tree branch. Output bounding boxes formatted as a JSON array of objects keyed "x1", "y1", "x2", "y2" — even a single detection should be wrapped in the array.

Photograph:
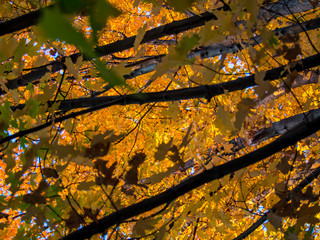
[
  {"x1": 4, "y1": 53, "x2": 320, "y2": 145},
  {"x1": 1, "y1": 8, "x2": 224, "y2": 95},
  {"x1": 2, "y1": 0, "x2": 318, "y2": 95},
  {"x1": 164, "y1": 106, "x2": 320, "y2": 175},
  {"x1": 252, "y1": 107, "x2": 320, "y2": 144},
  {"x1": 61, "y1": 113, "x2": 320, "y2": 240},
  {"x1": 233, "y1": 164, "x2": 320, "y2": 240},
  {"x1": 0, "y1": 6, "x2": 49, "y2": 37},
  {"x1": 55, "y1": 53, "x2": 320, "y2": 111},
  {"x1": 257, "y1": 0, "x2": 320, "y2": 23},
  {"x1": 123, "y1": 17, "x2": 320, "y2": 79}
]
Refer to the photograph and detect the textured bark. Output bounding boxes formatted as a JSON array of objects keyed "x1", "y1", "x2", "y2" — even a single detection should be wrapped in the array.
[
  {"x1": 2, "y1": 0, "x2": 318, "y2": 95},
  {"x1": 5, "y1": 53, "x2": 320, "y2": 153},
  {"x1": 61, "y1": 115, "x2": 320, "y2": 240},
  {"x1": 171, "y1": 106, "x2": 320, "y2": 175},
  {"x1": 233, "y1": 164, "x2": 320, "y2": 240},
  {"x1": 252, "y1": 107, "x2": 320, "y2": 144},
  {"x1": 124, "y1": 17, "x2": 320, "y2": 79},
  {"x1": 254, "y1": 70, "x2": 320, "y2": 108},
  {"x1": 257, "y1": 0, "x2": 320, "y2": 23},
  {"x1": 54, "y1": 53, "x2": 320, "y2": 111}
]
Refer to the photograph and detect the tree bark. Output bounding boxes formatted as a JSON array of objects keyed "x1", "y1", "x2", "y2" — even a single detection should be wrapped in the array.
[
  {"x1": 4, "y1": 53, "x2": 320, "y2": 145},
  {"x1": 54, "y1": 53, "x2": 320, "y2": 111},
  {"x1": 61, "y1": 114, "x2": 320, "y2": 240},
  {"x1": 233, "y1": 164, "x2": 320, "y2": 240},
  {"x1": 177, "y1": 105, "x2": 320, "y2": 174},
  {"x1": 124, "y1": 17, "x2": 320, "y2": 79},
  {"x1": 257, "y1": 0, "x2": 320, "y2": 23},
  {"x1": 2, "y1": 0, "x2": 318, "y2": 95}
]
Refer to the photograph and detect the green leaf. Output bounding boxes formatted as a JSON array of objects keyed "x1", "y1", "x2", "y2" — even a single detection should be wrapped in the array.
[
  {"x1": 47, "y1": 184, "x2": 62, "y2": 196},
  {"x1": 89, "y1": 0, "x2": 120, "y2": 42},
  {"x1": 46, "y1": 205, "x2": 62, "y2": 221},
  {"x1": 13, "y1": 38, "x2": 26, "y2": 62},
  {"x1": 25, "y1": 99, "x2": 41, "y2": 118},
  {"x1": 56, "y1": 0, "x2": 90, "y2": 14},
  {"x1": 167, "y1": 0, "x2": 196, "y2": 11},
  {"x1": 269, "y1": 35, "x2": 279, "y2": 48},
  {"x1": 94, "y1": 59, "x2": 126, "y2": 86},
  {"x1": 175, "y1": 34, "x2": 199, "y2": 59},
  {"x1": 5, "y1": 172, "x2": 19, "y2": 188},
  {"x1": 214, "y1": 103, "x2": 235, "y2": 134},
  {"x1": 39, "y1": 7, "x2": 124, "y2": 87},
  {"x1": 39, "y1": 6, "x2": 96, "y2": 58}
]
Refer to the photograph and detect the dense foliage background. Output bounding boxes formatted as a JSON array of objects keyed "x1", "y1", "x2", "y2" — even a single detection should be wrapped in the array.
[{"x1": 0, "y1": 0, "x2": 320, "y2": 239}]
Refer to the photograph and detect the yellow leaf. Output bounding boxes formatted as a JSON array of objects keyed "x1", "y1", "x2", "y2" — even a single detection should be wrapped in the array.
[
  {"x1": 148, "y1": 166, "x2": 176, "y2": 184},
  {"x1": 154, "y1": 138, "x2": 173, "y2": 161},
  {"x1": 214, "y1": 103, "x2": 235, "y2": 134},
  {"x1": 132, "y1": 219, "x2": 154, "y2": 237},
  {"x1": 267, "y1": 212, "x2": 282, "y2": 230},
  {"x1": 134, "y1": 24, "x2": 148, "y2": 52}
]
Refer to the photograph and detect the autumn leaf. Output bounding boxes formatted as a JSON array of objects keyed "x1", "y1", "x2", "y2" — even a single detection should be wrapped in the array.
[
  {"x1": 267, "y1": 212, "x2": 282, "y2": 230},
  {"x1": 132, "y1": 218, "x2": 155, "y2": 236},
  {"x1": 42, "y1": 168, "x2": 59, "y2": 178},
  {"x1": 234, "y1": 98, "x2": 255, "y2": 131},
  {"x1": 65, "y1": 211, "x2": 85, "y2": 229},
  {"x1": 23, "y1": 193, "x2": 46, "y2": 205},
  {"x1": 179, "y1": 123, "x2": 193, "y2": 148},
  {"x1": 39, "y1": 6, "x2": 96, "y2": 58},
  {"x1": 214, "y1": 103, "x2": 235, "y2": 134},
  {"x1": 125, "y1": 152, "x2": 146, "y2": 184},
  {"x1": 154, "y1": 138, "x2": 173, "y2": 161},
  {"x1": 276, "y1": 156, "x2": 291, "y2": 174},
  {"x1": 254, "y1": 70, "x2": 277, "y2": 99},
  {"x1": 147, "y1": 166, "x2": 176, "y2": 184},
  {"x1": 1, "y1": 0, "x2": 320, "y2": 239},
  {"x1": 167, "y1": 0, "x2": 196, "y2": 12},
  {"x1": 125, "y1": 168, "x2": 139, "y2": 184},
  {"x1": 128, "y1": 152, "x2": 146, "y2": 168},
  {"x1": 85, "y1": 141, "x2": 111, "y2": 159}
]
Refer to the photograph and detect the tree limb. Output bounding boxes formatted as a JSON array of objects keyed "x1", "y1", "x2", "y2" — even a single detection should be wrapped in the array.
[
  {"x1": 124, "y1": 17, "x2": 320, "y2": 79},
  {"x1": 60, "y1": 113, "x2": 320, "y2": 240},
  {"x1": 1, "y1": 8, "x2": 224, "y2": 95},
  {"x1": 2, "y1": 0, "x2": 318, "y2": 95},
  {"x1": 4, "y1": 53, "x2": 320, "y2": 145},
  {"x1": 55, "y1": 53, "x2": 320, "y2": 111},
  {"x1": 233, "y1": 164, "x2": 320, "y2": 240}
]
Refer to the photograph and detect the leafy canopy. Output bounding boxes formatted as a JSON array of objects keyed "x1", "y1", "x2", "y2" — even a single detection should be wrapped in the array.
[{"x1": 0, "y1": 0, "x2": 319, "y2": 239}]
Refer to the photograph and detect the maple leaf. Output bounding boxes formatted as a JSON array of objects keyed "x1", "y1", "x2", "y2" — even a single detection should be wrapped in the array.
[
  {"x1": 1, "y1": 0, "x2": 320, "y2": 239},
  {"x1": 154, "y1": 138, "x2": 174, "y2": 161},
  {"x1": 65, "y1": 211, "x2": 85, "y2": 230}
]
